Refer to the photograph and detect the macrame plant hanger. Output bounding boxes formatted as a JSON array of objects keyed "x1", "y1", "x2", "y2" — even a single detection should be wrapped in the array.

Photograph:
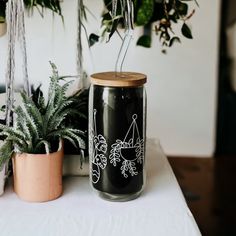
[
  {"x1": 77, "y1": 0, "x2": 83, "y2": 88},
  {"x1": 5, "y1": 0, "x2": 30, "y2": 126},
  {"x1": 76, "y1": 0, "x2": 85, "y2": 167},
  {"x1": 77, "y1": 0, "x2": 90, "y2": 90},
  {"x1": 4, "y1": 0, "x2": 30, "y2": 176}
]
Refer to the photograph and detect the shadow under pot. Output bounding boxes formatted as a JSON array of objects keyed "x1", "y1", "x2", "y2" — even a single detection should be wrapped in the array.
[{"x1": 12, "y1": 146, "x2": 64, "y2": 202}]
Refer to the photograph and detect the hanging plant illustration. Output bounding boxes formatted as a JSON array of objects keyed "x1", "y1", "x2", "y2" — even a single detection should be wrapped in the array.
[
  {"x1": 90, "y1": 109, "x2": 108, "y2": 184},
  {"x1": 121, "y1": 160, "x2": 137, "y2": 178},
  {"x1": 109, "y1": 114, "x2": 144, "y2": 178}
]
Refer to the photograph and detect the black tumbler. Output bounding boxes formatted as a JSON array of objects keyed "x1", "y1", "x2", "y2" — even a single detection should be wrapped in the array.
[{"x1": 89, "y1": 72, "x2": 147, "y2": 201}]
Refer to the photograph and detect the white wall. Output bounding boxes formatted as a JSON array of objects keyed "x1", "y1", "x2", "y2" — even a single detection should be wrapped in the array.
[{"x1": 0, "y1": 0, "x2": 221, "y2": 157}]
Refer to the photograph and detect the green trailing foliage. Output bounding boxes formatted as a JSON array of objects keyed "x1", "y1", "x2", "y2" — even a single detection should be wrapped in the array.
[
  {"x1": 0, "y1": 62, "x2": 86, "y2": 170},
  {"x1": 89, "y1": 33, "x2": 100, "y2": 47},
  {"x1": 0, "y1": 0, "x2": 62, "y2": 23},
  {"x1": 24, "y1": 0, "x2": 62, "y2": 16},
  {"x1": 136, "y1": 0, "x2": 154, "y2": 26},
  {"x1": 90, "y1": 0, "x2": 198, "y2": 51}
]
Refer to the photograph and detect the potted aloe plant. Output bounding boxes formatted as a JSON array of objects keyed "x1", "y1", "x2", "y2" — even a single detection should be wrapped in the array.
[
  {"x1": 0, "y1": 63, "x2": 86, "y2": 202},
  {"x1": 31, "y1": 78, "x2": 89, "y2": 176}
]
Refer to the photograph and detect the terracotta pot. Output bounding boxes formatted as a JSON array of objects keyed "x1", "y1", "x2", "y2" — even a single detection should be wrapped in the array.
[
  {"x1": 0, "y1": 22, "x2": 7, "y2": 37},
  {"x1": 12, "y1": 147, "x2": 64, "y2": 202}
]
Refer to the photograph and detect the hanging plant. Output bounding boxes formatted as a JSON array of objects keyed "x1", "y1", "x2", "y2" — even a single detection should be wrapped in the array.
[
  {"x1": 0, "y1": 0, "x2": 62, "y2": 23},
  {"x1": 90, "y1": 0, "x2": 199, "y2": 52},
  {"x1": 23, "y1": 0, "x2": 62, "y2": 17}
]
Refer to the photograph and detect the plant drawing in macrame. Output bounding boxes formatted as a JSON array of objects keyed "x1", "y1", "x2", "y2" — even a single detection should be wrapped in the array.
[
  {"x1": 109, "y1": 114, "x2": 144, "y2": 178},
  {"x1": 90, "y1": 109, "x2": 108, "y2": 184}
]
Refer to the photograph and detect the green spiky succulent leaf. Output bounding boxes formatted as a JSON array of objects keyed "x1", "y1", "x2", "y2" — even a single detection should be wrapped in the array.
[
  {"x1": 0, "y1": 141, "x2": 13, "y2": 171},
  {"x1": 0, "y1": 63, "x2": 86, "y2": 170}
]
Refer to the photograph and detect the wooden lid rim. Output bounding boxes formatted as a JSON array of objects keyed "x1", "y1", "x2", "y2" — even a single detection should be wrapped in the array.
[{"x1": 91, "y1": 71, "x2": 147, "y2": 87}]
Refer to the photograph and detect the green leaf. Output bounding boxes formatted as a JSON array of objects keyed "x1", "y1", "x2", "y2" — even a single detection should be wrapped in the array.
[
  {"x1": 181, "y1": 23, "x2": 193, "y2": 39},
  {"x1": 177, "y1": 2, "x2": 188, "y2": 16},
  {"x1": 136, "y1": 0, "x2": 154, "y2": 26},
  {"x1": 169, "y1": 36, "x2": 181, "y2": 47},
  {"x1": 14, "y1": 106, "x2": 40, "y2": 145},
  {"x1": 137, "y1": 35, "x2": 152, "y2": 48},
  {"x1": 0, "y1": 105, "x2": 6, "y2": 112},
  {"x1": 161, "y1": 49, "x2": 167, "y2": 54},
  {"x1": 35, "y1": 140, "x2": 51, "y2": 154},
  {"x1": 0, "y1": 141, "x2": 13, "y2": 170},
  {"x1": 89, "y1": 33, "x2": 100, "y2": 47},
  {"x1": 0, "y1": 124, "x2": 25, "y2": 141},
  {"x1": 108, "y1": 18, "x2": 120, "y2": 41},
  {"x1": 47, "y1": 103, "x2": 73, "y2": 131},
  {"x1": 20, "y1": 92, "x2": 43, "y2": 130},
  {"x1": 24, "y1": 0, "x2": 63, "y2": 17}
]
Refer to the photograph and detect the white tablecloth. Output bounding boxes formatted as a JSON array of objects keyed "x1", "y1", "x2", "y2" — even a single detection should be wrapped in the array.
[{"x1": 0, "y1": 139, "x2": 201, "y2": 236}]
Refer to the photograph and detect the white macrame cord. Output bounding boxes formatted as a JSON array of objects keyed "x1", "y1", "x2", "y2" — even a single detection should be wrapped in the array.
[{"x1": 5, "y1": 0, "x2": 30, "y2": 126}]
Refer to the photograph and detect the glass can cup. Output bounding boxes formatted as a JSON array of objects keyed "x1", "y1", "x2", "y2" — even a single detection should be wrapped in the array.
[{"x1": 89, "y1": 72, "x2": 147, "y2": 201}]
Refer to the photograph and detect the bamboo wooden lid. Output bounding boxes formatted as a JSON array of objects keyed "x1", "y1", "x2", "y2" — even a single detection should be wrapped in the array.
[{"x1": 90, "y1": 72, "x2": 147, "y2": 87}]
